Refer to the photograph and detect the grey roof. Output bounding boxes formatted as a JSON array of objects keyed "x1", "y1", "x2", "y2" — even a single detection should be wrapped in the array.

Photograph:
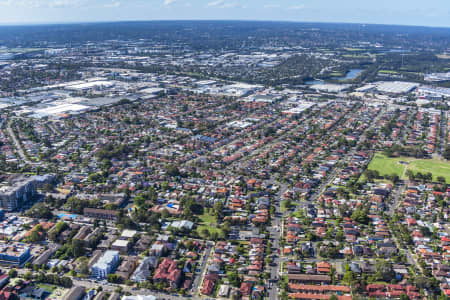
[
  {"x1": 131, "y1": 256, "x2": 158, "y2": 282},
  {"x1": 63, "y1": 286, "x2": 85, "y2": 300}
]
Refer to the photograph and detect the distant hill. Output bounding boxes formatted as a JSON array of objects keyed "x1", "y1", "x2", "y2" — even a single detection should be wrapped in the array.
[{"x1": 0, "y1": 20, "x2": 449, "y2": 50}]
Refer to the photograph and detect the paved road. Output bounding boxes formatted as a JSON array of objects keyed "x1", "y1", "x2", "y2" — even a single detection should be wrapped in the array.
[
  {"x1": 191, "y1": 243, "x2": 213, "y2": 297},
  {"x1": 387, "y1": 181, "x2": 405, "y2": 216},
  {"x1": 7, "y1": 119, "x2": 33, "y2": 165},
  {"x1": 386, "y1": 182, "x2": 423, "y2": 274},
  {"x1": 73, "y1": 279, "x2": 189, "y2": 300},
  {"x1": 308, "y1": 106, "x2": 386, "y2": 204},
  {"x1": 438, "y1": 110, "x2": 447, "y2": 157},
  {"x1": 264, "y1": 181, "x2": 289, "y2": 300},
  {"x1": 265, "y1": 103, "x2": 373, "y2": 299},
  {"x1": 308, "y1": 166, "x2": 339, "y2": 203}
]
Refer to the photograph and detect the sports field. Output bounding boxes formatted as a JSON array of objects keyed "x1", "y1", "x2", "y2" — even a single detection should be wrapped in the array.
[{"x1": 366, "y1": 153, "x2": 450, "y2": 182}]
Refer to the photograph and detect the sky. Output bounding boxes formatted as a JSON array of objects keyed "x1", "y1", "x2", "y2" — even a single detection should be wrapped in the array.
[{"x1": 0, "y1": 0, "x2": 449, "y2": 28}]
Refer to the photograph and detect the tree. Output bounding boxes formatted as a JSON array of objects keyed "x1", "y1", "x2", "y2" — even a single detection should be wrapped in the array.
[
  {"x1": 102, "y1": 158, "x2": 112, "y2": 171},
  {"x1": 384, "y1": 148, "x2": 394, "y2": 157},
  {"x1": 351, "y1": 208, "x2": 369, "y2": 224},
  {"x1": 387, "y1": 173, "x2": 399, "y2": 184},
  {"x1": 166, "y1": 164, "x2": 180, "y2": 177},
  {"x1": 227, "y1": 272, "x2": 241, "y2": 287},
  {"x1": 210, "y1": 231, "x2": 219, "y2": 241},
  {"x1": 335, "y1": 229, "x2": 344, "y2": 242},
  {"x1": 76, "y1": 257, "x2": 90, "y2": 275},
  {"x1": 376, "y1": 260, "x2": 395, "y2": 282},
  {"x1": 405, "y1": 170, "x2": 415, "y2": 181},
  {"x1": 364, "y1": 169, "x2": 379, "y2": 182},
  {"x1": 161, "y1": 209, "x2": 170, "y2": 219},
  {"x1": 306, "y1": 232, "x2": 316, "y2": 242},
  {"x1": 443, "y1": 147, "x2": 450, "y2": 160},
  {"x1": 60, "y1": 277, "x2": 73, "y2": 288},
  {"x1": 343, "y1": 269, "x2": 355, "y2": 284},
  {"x1": 282, "y1": 199, "x2": 292, "y2": 211},
  {"x1": 415, "y1": 172, "x2": 424, "y2": 182},
  {"x1": 71, "y1": 239, "x2": 85, "y2": 258},
  {"x1": 26, "y1": 203, "x2": 53, "y2": 219},
  {"x1": 49, "y1": 221, "x2": 68, "y2": 241},
  {"x1": 23, "y1": 272, "x2": 33, "y2": 280},
  {"x1": 29, "y1": 230, "x2": 43, "y2": 243},
  {"x1": 107, "y1": 274, "x2": 123, "y2": 284},
  {"x1": 420, "y1": 226, "x2": 432, "y2": 237},
  {"x1": 8, "y1": 269, "x2": 17, "y2": 278},
  {"x1": 125, "y1": 279, "x2": 133, "y2": 286},
  {"x1": 213, "y1": 201, "x2": 224, "y2": 221},
  {"x1": 200, "y1": 228, "x2": 210, "y2": 239},
  {"x1": 134, "y1": 195, "x2": 146, "y2": 208},
  {"x1": 416, "y1": 274, "x2": 439, "y2": 289},
  {"x1": 437, "y1": 176, "x2": 446, "y2": 184}
]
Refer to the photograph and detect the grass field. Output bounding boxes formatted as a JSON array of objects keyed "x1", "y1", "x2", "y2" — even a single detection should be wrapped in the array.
[
  {"x1": 197, "y1": 225, "x2": 220, "y2": 236},
  {"x1": 344, "y1": 47, "x2": 364, "y2": 52},
  {"x1": 281, "y1": 199, "x2": 299, "y2": 212},
  {"x1": 198, "y1": 212, "x2": 216, "y2": 225},
  {"x1": 330, "y1": 72, "x2": 344, "y2": 77},
  {"x1": 366, "y1": 153, "x2": 450, "y2": 182},
  {"x1": 196, "y1": 211, "x2": 220, "y2": 236},
  {"x1": 378, "y1": 70, "x2": 400, "y2": 74},
  {"x1": 36, "y1": 283, "x2": 58, "y2": 292},
  {"x1": 342, "y1": 55, "x2": 370, "y2": 59}
]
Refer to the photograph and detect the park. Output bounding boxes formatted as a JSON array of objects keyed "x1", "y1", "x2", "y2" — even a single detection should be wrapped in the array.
[{"x1": 366, "y1": 153, "x2": 450, "y2": 183}]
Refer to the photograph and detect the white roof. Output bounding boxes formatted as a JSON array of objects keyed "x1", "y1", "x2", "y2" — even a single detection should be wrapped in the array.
[
  {"x1": 375, "y1": 81, "x2": 418, "y2": 94},
  {"x1": 196, "y1": 80, "x2": 216, "y2": 85},
  {"x1": 92, "y1": 250, "x2": 118, "y2": 270},
  {"x1": 112, "y1": 239, "x2": 129, "y2": 247},
  {"x1": 171, "y1": 220, "x2": 194, "y2": 230},
  {"x1": 311, "y1": 84, "x2": 351, "y2": 92},
  {"x1": 122, "y1": 296, "x2": 156, "y2": 300},
  {"x1": 140, "y1": 88, "x2": 165, "y2": 94},
  {"x1": 34, "y1": 103, "x2": 89, "y2": 116},
  {"x1": 121, "y1": 229, "x2": 137, "y2": 238},
  {"x1": 66, "y1": 80, "x2": 114, "y2": 90}
]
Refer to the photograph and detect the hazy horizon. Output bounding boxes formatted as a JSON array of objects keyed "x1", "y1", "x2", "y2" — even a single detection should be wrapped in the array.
[
  {"x1": 0, "y1": 0, "x2": 448, "y2": 28},
  {"x1": 0, "y1": 19, "x2": 449, "y2": 30}
]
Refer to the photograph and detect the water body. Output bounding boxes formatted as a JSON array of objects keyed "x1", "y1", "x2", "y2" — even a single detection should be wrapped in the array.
[
  {"x1": 304, "y1": 79, "x2": 325, "y2": 85},
  {"x1": 388, "y1": 49, "x2": 411, "y2": 53},
  {"x1": 305, "y1": 68, "x2": 363, "y2": 85},
  {"x1": 335, "y1": 68, "x2": 363, "y2": 80}
]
